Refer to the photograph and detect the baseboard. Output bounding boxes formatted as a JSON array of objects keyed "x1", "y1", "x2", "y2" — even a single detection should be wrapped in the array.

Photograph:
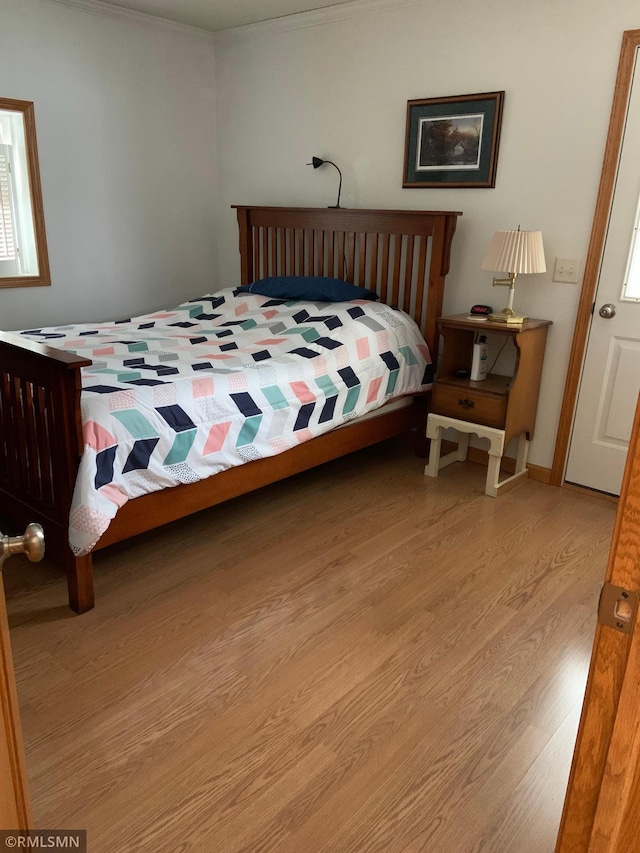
[
  {"x1": 525, "y1": 462, "x2": 552, "y2": 485},
  {"x1": 441, "y1": 440, "x2": 552, "y2": 485}
]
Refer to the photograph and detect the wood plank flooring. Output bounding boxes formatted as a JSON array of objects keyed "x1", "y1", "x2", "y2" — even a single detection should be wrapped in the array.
[{"x1": 3, "y1": 438, "x2": 616, "y2": 852}]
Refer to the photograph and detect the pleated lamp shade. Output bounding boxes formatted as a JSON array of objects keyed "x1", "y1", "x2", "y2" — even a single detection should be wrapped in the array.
[{"x1": 481, "y1": 230, "x2": 546, "y2": 275}]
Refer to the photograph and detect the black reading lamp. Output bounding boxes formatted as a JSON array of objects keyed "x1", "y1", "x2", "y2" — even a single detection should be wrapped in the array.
[{"x1": 307, "y1": 156, "x2": 343, "y2": 208}]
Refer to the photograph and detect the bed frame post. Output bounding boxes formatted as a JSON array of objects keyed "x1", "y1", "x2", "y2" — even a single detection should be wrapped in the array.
[
  {"x1": 424, "y1": 214, "x2": 456, "y2": 365},
  {"x1": 65, "y1": 554, "x2": 94, "y2": 615},
  {"x1": 0, "y1": 333, "x2": 94, "y2": 613},
  {"x1": 236, "y1": 207, "x2": 253, "y2": 286}
]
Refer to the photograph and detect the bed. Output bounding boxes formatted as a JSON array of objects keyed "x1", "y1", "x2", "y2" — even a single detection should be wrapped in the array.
[{"x1": 0, "y1": 206, "x2": 461, "y2": 613}]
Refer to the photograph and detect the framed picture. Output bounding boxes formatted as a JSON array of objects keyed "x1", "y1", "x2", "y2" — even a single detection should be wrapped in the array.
[{"x1": 403, "y1": 91, "x2": 505, "y2": 188}]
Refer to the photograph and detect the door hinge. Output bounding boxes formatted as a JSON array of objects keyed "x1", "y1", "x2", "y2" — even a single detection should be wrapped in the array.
[{"x1": 598, "y1": 582, "x2": 639, "y2": 635}]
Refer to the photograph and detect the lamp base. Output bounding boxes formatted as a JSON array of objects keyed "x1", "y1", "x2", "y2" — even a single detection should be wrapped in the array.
[{"x1": 488, "y1": 307, "x2": 528, "y2": 324}]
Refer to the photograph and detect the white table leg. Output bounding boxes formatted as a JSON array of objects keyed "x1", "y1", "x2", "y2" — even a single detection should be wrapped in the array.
[
  {"x1": 425, "y1": 419, "x2": 443, "y2": 478},
  {"x1": 485, "y1": 453, "x2": 502, "y2": 497},
  {"x1": 456, "y1": 431, "x2": 470, "y2": 462},
  {"x1": 484, "y1": 429, "x2": 506, "y2": 497},
  {"x1": 515, "y1": 432, "x2": 529, "y2": 475},
  {"x1": 425, "y1": 415, "x2": 471, "y2": 478},
  {"x1": 487, "y1": 433, "x2": 529, "y2": 496}
]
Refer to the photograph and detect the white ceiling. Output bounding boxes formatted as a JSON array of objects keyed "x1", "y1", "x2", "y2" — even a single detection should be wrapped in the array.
[{"x1": 93, "y1": 0, "x2": 362, "y2": 32}]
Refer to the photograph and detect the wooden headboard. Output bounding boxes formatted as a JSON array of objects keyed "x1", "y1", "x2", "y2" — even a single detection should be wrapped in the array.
[{"x1": 233, "y1": 206, "x2": 461, "y2": 359}]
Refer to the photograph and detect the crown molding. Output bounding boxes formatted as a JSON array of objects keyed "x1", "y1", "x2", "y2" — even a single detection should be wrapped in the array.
[
  {"x1": 213, "y1": 0, "x2": 428, "y2": 45},
  {"x1": 45, "y1": 0, "x2": 216, "y2": 43},
  {"x1": 45, "y1": 0, "x2": 427, "y2": 45}
]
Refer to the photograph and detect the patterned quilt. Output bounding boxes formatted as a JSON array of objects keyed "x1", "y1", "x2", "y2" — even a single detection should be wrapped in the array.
[{"x1": 20, "y1": 288, "x2": 433, "y2": 555}]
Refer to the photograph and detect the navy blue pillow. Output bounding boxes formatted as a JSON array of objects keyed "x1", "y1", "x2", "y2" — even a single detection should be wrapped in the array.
[{"x1": 238, "y1": 276, "x2": 379, "y2": 303}]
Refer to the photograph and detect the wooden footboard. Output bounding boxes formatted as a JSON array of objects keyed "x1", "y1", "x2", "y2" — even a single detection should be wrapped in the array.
[{"x1": 0, "y1": 332, "x2": 95, "y2": 613}]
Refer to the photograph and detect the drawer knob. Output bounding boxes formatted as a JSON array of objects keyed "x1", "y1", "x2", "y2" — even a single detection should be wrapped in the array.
[{"x1": 458, "y1": 398, "x2": 475, "y2": 410}]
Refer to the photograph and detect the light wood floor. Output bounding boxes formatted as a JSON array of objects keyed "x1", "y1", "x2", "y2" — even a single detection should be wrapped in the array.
[{"x1": 4, "y1": 439, "x2": 617, "y2": 852}]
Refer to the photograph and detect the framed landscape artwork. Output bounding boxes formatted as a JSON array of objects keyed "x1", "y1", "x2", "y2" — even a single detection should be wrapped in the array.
[{"x1": 403, "y1": 91, "x2": 505, "y2": 188}]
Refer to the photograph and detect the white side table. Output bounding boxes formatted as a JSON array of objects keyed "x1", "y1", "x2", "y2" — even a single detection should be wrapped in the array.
[{"x1": 425, "y1": 413, "x2": 529, "y2": 497}]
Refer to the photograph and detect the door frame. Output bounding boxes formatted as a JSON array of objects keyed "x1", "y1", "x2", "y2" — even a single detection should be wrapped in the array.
[{"x1": 551, "y1": 28, "x2": 640, "y2": 487}]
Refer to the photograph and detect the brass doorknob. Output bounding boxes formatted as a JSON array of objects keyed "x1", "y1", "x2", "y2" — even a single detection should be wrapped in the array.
[{"x1": 0, "y1": 524, "x2": 45, "y2": 570}]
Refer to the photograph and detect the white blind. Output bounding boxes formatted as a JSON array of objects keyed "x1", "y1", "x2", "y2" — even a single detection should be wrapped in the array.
[{"x1": 0, "y1": 146, "x2": 16, "y2": 261}]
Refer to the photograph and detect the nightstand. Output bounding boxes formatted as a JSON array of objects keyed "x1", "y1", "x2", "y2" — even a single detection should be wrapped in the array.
[{"x1": 425, "y1": 314, "x2": 552, "y2": 496}]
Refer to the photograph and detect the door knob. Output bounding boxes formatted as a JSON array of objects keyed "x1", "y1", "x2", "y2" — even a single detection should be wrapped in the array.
[
  {"x1": 0, "y1": 524, "x2": 45, "y2": 571},
  {"x1": 599, "y1": 303, "x2": 617, "y2": 319}
]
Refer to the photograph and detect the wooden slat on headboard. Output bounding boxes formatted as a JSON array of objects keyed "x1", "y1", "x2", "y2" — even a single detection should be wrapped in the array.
[{"x1": 233, "y1": 206, "x2": 461, "y2": 360}]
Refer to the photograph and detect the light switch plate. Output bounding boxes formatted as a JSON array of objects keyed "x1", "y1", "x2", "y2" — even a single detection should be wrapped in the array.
[{"x1": 553, "y1": 257, "x2": 580, "y2": 283}]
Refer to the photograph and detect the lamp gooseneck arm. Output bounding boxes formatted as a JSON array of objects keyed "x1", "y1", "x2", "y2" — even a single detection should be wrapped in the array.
[{"x1": 324, "y1": 160, "x2": 342, "y2": 209}]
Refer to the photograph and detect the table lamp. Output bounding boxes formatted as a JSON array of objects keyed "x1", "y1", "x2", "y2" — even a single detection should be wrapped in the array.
[
  {"x1": 481, "y1": 228, "x2": 546, "y2": 324},
  {"x1": 307, "y1": 156, "x2": 343, "y2": 208}
]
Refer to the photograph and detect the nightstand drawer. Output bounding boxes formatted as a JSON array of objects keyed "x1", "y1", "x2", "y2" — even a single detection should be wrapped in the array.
[{"x1": 432, "y1": 384, "x2": 507, "y2": 428}]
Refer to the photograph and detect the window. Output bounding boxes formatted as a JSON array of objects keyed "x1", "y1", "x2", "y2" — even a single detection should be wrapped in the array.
[
  {"x1": 0, "y1": 145, "x2": 16, "y2": 264},
  {"x1": 0, "y1": 98, "x2": 50, "y2": 288},
  {"x1": 623, "y1": 192, "x2": 640, "y2": 301}
]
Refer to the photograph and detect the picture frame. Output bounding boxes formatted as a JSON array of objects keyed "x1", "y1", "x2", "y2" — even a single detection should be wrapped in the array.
[{"x1": 403, "y1": 91, "x2": 505, "y2": 188}]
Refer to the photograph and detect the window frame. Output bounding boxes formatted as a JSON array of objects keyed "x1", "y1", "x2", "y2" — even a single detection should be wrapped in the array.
[{"x1": 0, "y1": 98, "x2": 50, "y2": 288}]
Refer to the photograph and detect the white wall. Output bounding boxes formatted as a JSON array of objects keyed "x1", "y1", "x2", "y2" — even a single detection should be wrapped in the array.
[
  {"x1": 2, "y1": 0, "x2": 638, "y2": 469},
  {"x1": 0, "y1": 0, "x2": 217, "y2": 327},
  {"x1": 213, "y1": 0, "x2": 640, "y2": 467}
]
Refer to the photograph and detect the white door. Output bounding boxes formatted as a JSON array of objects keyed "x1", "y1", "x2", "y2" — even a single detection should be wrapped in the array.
[{"x1": 565, "y1": 49, "x2": 640, "y2": 496}]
